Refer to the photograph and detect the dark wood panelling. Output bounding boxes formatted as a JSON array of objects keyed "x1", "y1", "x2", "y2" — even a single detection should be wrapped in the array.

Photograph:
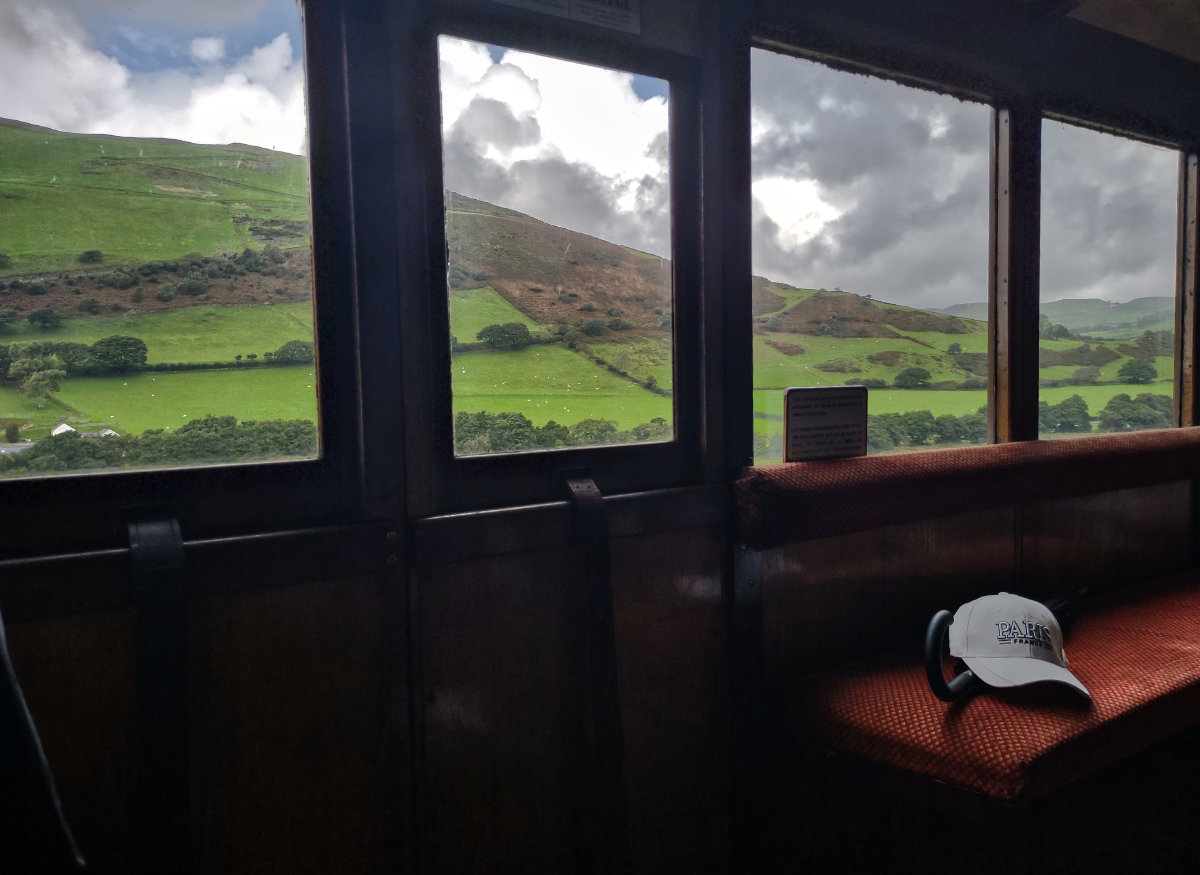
[
  {"x1": 188, "y1": 575, "x2": 391, "y2": 875},
  {"x1": 6, "y1": 611, "x2": 137, "y2": 874},
  {"x1": 7, "y1": 573, "x2": 397, "y2": 875},
  {"x1": 762, "y1": 509, "x2": 1018, "y2": 677},
  {"x1": 416, "y1": 545, "x2": 591, "y2": 874},
  {"x1": 610, "y1": 529, "x2": 729, "y2": 873},
  {"x1": 1020, "y1": 482, "x2": 1194, "y2": 595},
  {"x1": 415, "y1": 528, "x2": 729, "y2": 874}
]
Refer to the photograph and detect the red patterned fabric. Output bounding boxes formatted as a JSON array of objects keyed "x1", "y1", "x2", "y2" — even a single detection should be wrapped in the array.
[
  {"x1": 735, "y1": 428, "x2": 1200, "y2": 550},
  {"x1": 790, "y1": 573, "x2": 1200, "y2": 802}
]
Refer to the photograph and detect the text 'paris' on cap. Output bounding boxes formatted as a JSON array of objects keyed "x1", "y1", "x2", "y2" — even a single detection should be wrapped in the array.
[{"x1": 948, "y1": 592, "x2": 1090, "y2": 698}]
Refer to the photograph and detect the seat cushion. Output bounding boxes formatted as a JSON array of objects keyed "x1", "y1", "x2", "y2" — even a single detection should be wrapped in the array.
[{"x1": 788, "y1": 572, "x2": 1200, "y2": 802}]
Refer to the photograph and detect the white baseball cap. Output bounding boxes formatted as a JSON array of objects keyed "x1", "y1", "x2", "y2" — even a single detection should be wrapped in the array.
[{"x1": 948, "y1": 592, "x2": 1090, "y2": 698}]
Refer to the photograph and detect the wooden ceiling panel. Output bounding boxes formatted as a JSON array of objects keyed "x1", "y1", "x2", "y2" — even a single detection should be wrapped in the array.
[{"x1": 1070, "y1": 0, "x2": 1200, "y2": 65}]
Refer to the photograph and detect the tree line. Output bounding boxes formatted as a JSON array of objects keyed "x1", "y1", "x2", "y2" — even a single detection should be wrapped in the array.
[
  {"x1": 0, "y1": 416, "x2": 317, "y2": 475},
  {"x1": 454, "y1": 410, "x2": 670, "y2": 454}
]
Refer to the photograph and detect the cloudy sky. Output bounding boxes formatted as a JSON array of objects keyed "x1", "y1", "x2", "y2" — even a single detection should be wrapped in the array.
[
  {"x1": 750, "y1": 49, "x2": 1178, "y2": 310},
  {"x1": 0, "y1": 0, "x2": 306, "y2": 154},
  {"x1": 0, "y1": 6, "x2": 1178, "y2": 310},
  {"x1": 439, "y1": 36, "x2": 673, "y2": 259}
]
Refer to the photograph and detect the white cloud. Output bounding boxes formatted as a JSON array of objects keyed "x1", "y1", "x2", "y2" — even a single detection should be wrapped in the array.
[
  {"x1": 0, "y1": 2, "x2": 306, "y2": 154},
  {"x1": 0, "y1": 5, "x2": 131, "y2": 134},
  {"x1": 437, "y1": 36, "x2": 671, "y2": 255},
  {"x1": 189, "y1": 36, "x2": 225, "y2": 63}
]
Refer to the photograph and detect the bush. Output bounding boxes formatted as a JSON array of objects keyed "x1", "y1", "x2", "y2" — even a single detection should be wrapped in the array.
[
  {"x1": 274, "y1": 339, "x2": 315, "y2": 364},
  {"x1": 178, "y1": 275, "x2": 208, "y2": 296},
  {"x1": 0, "y1": 254, "x2": 10, "y2": 268},
  {"x1": 580, "y1": 319, "x2": 609, "y2": 337},
  {"x1": 78, "y1": 250, "x2": 103, "y2": 264},
  {"x1": 1117, "y1": 358, "x2": 1157, "y2": 384},
  {"x1": 156, "y1": 284, "x2": 175, "y2": 302},
  {"x1": 25, "y1": 282, "x2": 46, "y2": 296},
  {"x1": 893, "y1": 366, "x2": 932, "y2": 389}
]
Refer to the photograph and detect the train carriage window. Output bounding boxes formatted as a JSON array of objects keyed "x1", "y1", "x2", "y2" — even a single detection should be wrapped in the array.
[
  {"x1": 1039, "y1": 120, "x2": 1179, "y2": 436},
  {"x1": 0, "y1": 0, "x2": 318, "y2": 478},
  {"x1": 749, "y1": 49, "x2": 991, "y2": 462},
  {"x1": 438, "y1": 36, "x2": 674, "y2": 457}
]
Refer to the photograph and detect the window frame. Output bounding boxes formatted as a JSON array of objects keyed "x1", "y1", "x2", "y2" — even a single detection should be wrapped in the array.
[
  {"x1": 1034, "y1": 113, "x2": 1186, "y2": 435},
  {"x1": 745, "y1": 24, "x2": 1200, "y2": 455},
  {"x1": 400, "y1": 8, "x2": 705, "y2": 516},
  {"x1": 0, "y1": 0, "x2": 367, "y2": 558}
]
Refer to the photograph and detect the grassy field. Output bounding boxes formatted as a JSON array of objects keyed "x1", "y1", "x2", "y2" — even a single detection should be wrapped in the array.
[
  {"x1": 48, "y1": 367, "x2": 317, "y2": 436},
  {"x1": 1, "y1": 303, "x2": 313, "y2": 363},
  {"x1": 752, "y1": 380, "x2": 1174, "y2": 437},
  {"x1": 449, "y1": 286, "x2": 540, "y2": 341},
  {"x1": 452, "y1": 345, "x2": 671, "y2": 429},
  {"x1": 588, "y1": 338, "x2": 673, "y2": 390}
]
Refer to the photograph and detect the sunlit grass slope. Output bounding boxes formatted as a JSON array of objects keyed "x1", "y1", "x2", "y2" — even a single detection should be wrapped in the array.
[{"x1": 0, "y1": 118, "x2": 309, "y2": 274}]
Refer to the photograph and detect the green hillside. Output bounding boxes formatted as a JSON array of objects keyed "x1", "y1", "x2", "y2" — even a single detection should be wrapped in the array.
[
  {"x1": 0, "y1": 118, "x2": 309, "y2": 275},
  {"x1": 0, "y1": 122, "x2": 1183, "y2": 469}
]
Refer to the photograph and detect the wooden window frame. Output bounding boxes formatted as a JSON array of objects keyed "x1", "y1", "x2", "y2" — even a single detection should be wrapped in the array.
[
  {"x1": 0, "y1": 0, "x2": 371, "y2": 558},
  {"x1": 398, "y1": 5, "x2": 705, "y2": 516},
  {"x1": 746, "y1": 18, "x2": 1200, "y2": 455}
]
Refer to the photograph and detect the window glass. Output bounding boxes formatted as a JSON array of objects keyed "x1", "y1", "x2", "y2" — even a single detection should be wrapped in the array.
[
  {"x1": 0, "y1": 1, "x2": 317, "y2": 477},
  {"x1": 1039, "y1": 120, "x2": 1178, "y2": 436},
  {"x1": 439, "y1": 37, "x2": 673, "y2": 456},
  {"x1": 749, "y1": 49, "x2": 991, "y2": 461}
]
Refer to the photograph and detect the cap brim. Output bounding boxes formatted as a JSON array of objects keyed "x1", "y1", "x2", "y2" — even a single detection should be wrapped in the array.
[{"x1": 963, "y1": 656, "x2": 1090, "y2": 699}]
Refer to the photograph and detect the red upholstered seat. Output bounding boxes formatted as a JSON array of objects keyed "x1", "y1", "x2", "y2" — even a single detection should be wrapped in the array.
[
  {"x1": 789, "y1": 572, "x2": 1200, "y2": 802},
  {"x1": 734, "y1": 428, "x2": 1200, "y2": 550}
]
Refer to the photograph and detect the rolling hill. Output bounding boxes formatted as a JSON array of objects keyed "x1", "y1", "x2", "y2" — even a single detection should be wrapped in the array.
[
  {"x1": 0, "y1": 117, "x2": 310, "y2": 276},
  {"x1": 942, "y1": 297, "x2": 1174, "y2": 337},
  {"x1": 0, "y1": 121, "x2": 1177, "y2": 459}
]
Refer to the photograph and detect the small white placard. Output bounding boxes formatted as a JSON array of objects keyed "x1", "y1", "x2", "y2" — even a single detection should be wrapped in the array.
[
  {"x1": 492, "y1": 0, "x2": 641, "y2": 34},
  {"x1": 784, "y1": 386, "x2": 868, "y2": 462}
]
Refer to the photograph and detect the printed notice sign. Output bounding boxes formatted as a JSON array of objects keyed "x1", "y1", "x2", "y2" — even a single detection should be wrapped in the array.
[
  {"x1": 784, "y1": 386, "x2": 868, "y2": 462},
  {"x1": 492, "y1": 0, "x2": 641, "y2": 34}
]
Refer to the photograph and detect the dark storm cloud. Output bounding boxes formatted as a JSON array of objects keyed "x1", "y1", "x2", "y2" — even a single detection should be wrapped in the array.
[
  {"x1": 1040, "y1": 119, "x2": 1177, "y2": 301},
  {"x1": 442, "y1": 94, "x2": 671, "y2": 257},
  {"x1": 750, "y1": 48, "x2": 993, "y2": 308}
]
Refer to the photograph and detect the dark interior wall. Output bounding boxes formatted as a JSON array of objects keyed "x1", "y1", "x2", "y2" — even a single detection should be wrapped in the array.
[
  {"x1": 414, "y1": 527, "x2": 729, "y2": 874},
  {"x1": 6, "y1": 574, "x2": 395, "y2": 875}
]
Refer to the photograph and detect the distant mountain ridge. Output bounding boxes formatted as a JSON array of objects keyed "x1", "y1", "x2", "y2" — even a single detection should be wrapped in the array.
[{"x1": 940, "y1": 297, "x2": 1174, "y2": 337}]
